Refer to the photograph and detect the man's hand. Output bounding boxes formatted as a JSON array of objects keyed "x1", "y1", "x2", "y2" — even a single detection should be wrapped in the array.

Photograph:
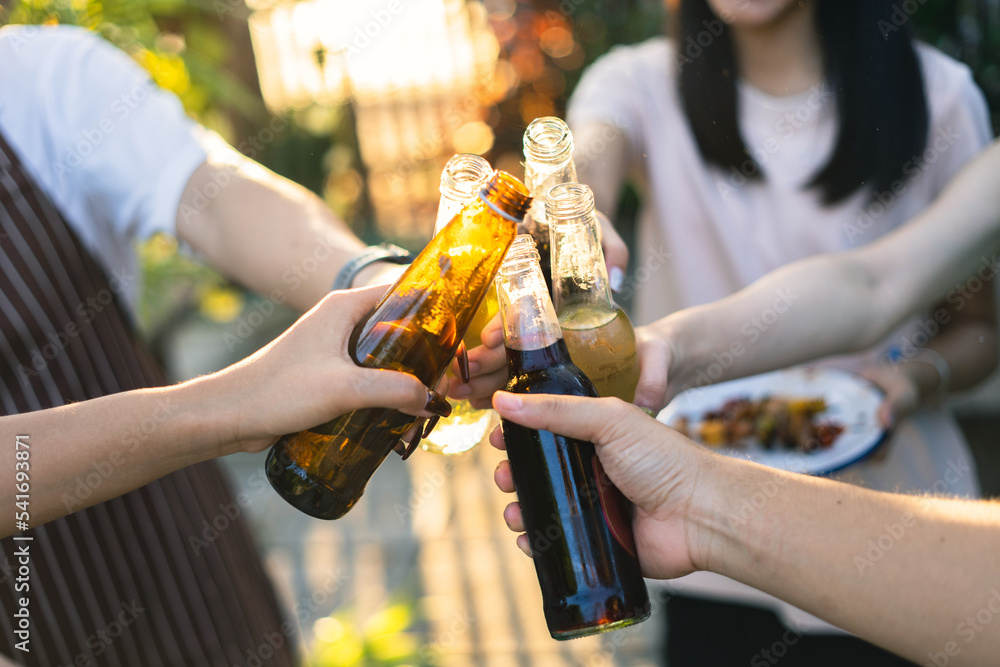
[{"x1": 489, "y1": 391, "x2": 713, "y2": 580}]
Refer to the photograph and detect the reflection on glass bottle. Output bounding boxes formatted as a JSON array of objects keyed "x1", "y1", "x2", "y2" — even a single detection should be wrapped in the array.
[
  {"x1": 548, "y1": 182, "x2": 640, "y2": 403},
  {"x1": 265, "y1": 172, "x2": 531, "y2": 520},
  {"x1": 423, "y1": 154, "x2": 497, "y2": 455},
  {"x1": 496, "y1": 235, "x2": 650, "y2": 640},
  {"x1": 522, "y1": 116, "x2": 577, "y2": 293}
]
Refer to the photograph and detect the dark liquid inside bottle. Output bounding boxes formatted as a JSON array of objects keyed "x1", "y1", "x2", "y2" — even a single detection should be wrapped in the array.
[
  {"x1": 266, "y1": 297, "x2": 457, "y2": 520},
  {"x1": 501, "y1": 340, "x2": 651, "y2": 639},
  {"x1": 520, "y1": 221, "x2": 554, "y2": 296}
]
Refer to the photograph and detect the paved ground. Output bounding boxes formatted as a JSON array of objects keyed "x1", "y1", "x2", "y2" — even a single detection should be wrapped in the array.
[{"x1": 221, "y1": 428, "x2": 663, "y2": 666}]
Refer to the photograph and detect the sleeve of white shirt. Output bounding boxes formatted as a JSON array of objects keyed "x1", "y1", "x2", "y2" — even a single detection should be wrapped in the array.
[
  {"x1": 918, "y1": 43, "x2": 993, "y2": 194},
  {"x1": 0, "y1": 25, "x2": 208, "y2": 245},
  {"x1": 566, "y1": 42, "x2": 655, "y2": 172}
]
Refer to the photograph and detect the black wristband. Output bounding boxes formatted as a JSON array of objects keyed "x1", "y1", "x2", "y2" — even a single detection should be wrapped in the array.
[{"x1": 332, "y1": 243, "x2": 414, "y2": 291}]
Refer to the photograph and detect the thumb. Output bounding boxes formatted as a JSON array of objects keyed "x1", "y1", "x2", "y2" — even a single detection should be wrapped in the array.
[
  {"x1": 346, "y1": 368, "x2": 451, "y2": 418},
  {"x1": 634, "y1": 331, "x2": 670, "y2": 412},
  {"x1": 492, "y1": 391, "x2": 694, "y2": 512},
  {"x1": 320, "y1": 283, "x2": 390, "y2": 322}
]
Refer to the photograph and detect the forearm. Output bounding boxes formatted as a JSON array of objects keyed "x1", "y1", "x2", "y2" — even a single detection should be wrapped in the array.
[
  {"x1": 660, "y1": 253, "x2": 885, "y2": 389},
  {"x1": 658, "y1": 141, "x2": 1000, "y2": 390},
  {"x1": 0, "y1": 376, "x2": 237, "y2": 536},
  {"x1": 695, "y1": 456, "x2": 1000, "y2": 664},
  {"x1": 177, "y1": 157, "x2": 393, "y2": 311}
]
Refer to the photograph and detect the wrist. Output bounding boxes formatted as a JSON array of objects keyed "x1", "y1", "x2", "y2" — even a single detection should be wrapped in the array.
[
  {"x1": 653, "y1": 313, "x2": 697, "y2": 392},
  {"x1": 353, "y1": 260, "x2": 407, "y2": 288},
  {"x1": 168, "y1": 375, "x2": 246, "y2": 459},
  {"x1": 886, "y1": 345, "x2": 950, "y2": 399},
  {"x1": 684, "y1": 454, "x2": 783, "y2": 578},
  {"x1": 333, "y1": 243, "x2": 413, "y2": 291}
]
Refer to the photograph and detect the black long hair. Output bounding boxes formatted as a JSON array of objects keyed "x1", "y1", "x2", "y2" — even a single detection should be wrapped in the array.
[{"x1": 676, "y1": 0, "x2": 929, "y2": 205}]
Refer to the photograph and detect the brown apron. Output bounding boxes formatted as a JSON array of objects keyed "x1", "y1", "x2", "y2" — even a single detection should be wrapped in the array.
[{"x1": 0, "y1": 132, "x2": 297, "y2": 666}]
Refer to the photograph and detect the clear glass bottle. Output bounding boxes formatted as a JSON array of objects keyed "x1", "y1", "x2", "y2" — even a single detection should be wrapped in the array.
[
  {"x1": 423, "y1": 154, "x2": 497, "y2": 455},
  {"x1": 522, "y1": 116, "x2": 577, "y2": 294},
  {"x1": 496, "y1": 234, "x2": 650, "y2": 640},
  {"x1": 265, "y1": 171, "x2": 531, "y2": 520},
  {"x1": 547, "y1": 182, "x2": 640, "y2": 403}
]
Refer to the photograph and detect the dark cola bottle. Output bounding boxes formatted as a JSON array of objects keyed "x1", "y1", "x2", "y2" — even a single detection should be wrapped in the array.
[{"x1": 495, "y1": 234, "x2": 650, "y2": 639}]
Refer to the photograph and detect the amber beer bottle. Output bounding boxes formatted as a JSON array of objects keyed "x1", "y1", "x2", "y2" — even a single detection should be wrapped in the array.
[
  {"x1": 496, "y1": 235, "x2": 650, "y2": 639},
  {"x1": 423, "y1": 154, "x2": 498, "y2": 455},
  {"x1": 548, "y1": 182, "x2": 640, "y2": 402},
  {"x1": 265, "y1": 171, "x2": 531, "y2": 519},
  {"x1": 522, "y1": 116, "x2": 577, "y2": 293}
]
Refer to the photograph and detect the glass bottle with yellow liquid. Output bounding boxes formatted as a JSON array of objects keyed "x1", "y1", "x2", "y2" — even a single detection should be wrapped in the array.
[
  {"x1": 547, "y1": 182, "x2": 639, "y2": 402},
  {"x1": 522, "y1": 116, "x2": 577, "y2": 294},
  {"x1": 265, "y1": 171, "x2": 531, "y2": 519},
  {"x1": 422, "y1": 154, "x2": 498, "y2": 455}
]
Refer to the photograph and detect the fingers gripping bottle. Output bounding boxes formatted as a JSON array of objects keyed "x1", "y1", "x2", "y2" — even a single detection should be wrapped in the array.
[
  {"x1": 547, "y1": 183, "x2": 640, "y2": 403},
  {"x1": 496, "y1": 235, "x2": 650, "y2": 639},
  {"x1": 423, "y1": 154, "x2": 498, "y2": 455},
  {"x1": 265, "y1": 171, "x2": 531, "y2": 519}
]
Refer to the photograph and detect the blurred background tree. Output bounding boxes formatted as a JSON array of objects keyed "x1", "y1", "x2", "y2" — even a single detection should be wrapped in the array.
[{"x1": 1, "y1": 0, "x2": 996, "y2": 357}]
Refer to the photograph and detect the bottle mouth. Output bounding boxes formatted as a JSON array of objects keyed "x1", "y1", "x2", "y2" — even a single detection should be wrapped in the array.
[
  {"x1": 546, "y1": 182, "x2": 596, "y2": 224},
  {"x1": 441, "y1": 154, "x2": 492, "y2": 197},
  {"x1": 523, "y1": 116, "x2": 574, "y2": 163},
  {"x1": 481, "y1": 170, "x2": 532, "y2": 221}
]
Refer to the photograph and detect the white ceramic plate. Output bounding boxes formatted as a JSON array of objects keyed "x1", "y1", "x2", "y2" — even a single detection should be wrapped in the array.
[{"x1": 657, "y1": 367, "x2": 886, "y2": 475}]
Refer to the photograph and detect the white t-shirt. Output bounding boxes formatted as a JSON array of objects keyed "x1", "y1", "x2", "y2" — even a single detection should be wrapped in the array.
[
  {"x1": 0, "y1": 25, "x2": 209, "y2": 311},
  {"x1": 569, "y1": 37, "x2": 992, "y2": 632}
]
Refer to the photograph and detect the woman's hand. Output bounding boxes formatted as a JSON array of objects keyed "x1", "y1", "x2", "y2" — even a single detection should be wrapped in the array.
[
  {"x1": 633, "y1": 325, "x2": 674, "y2": 413},
  {"x1": 859, "y1": 363, "x2": 922, "y2": 429},
  {"x1": 448, "y1": 314, "x2": 508, "y2": 409},
  {"x1": 212, "y1": 285, "x2": 451, "y2": 453},
  {"x1": 489, "y1": 391, "x2": 714, "y2": 580}
]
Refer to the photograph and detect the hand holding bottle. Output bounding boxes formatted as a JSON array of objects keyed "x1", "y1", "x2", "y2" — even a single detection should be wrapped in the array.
[
  {"x1": 219, "y1": 285, "x2": 451, "y2": 454},
  {"x1": 489, "y1": 391, "x2": 707, "y2": 581}
]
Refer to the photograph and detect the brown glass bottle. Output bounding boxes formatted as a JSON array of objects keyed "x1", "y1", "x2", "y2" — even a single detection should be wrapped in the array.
[
  {"x1": 265, "y1": 171, "x2": 531, "y2": 520},
  {"x1": 496, "y1": 235, "x2": 650, "y2": 640}
]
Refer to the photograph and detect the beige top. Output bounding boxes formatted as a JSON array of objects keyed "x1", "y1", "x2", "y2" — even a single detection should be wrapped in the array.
[{"x1": 569, "y1": 37, "x2": 992, "y2": 632}]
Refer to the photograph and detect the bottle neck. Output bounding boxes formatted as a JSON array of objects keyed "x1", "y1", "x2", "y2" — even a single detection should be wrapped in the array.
[
  {"x1": 523, "y1": 117, "x2": 577, "y2": 229},
  {"x1": 434, "y1": 154, "x2": 493, "y2": 234},
  {"x1": 497, "y1": 235, "x2": 564, "y2": 353},
  {"x1": 548, "y1": 185, "x2": 615, "y2": 315}
]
